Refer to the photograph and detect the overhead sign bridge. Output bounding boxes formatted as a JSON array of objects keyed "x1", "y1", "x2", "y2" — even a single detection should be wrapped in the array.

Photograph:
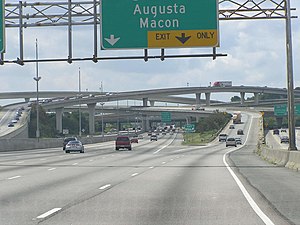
[{"x1": 0, "y1": 0, "x2": 294, "y2": 64}]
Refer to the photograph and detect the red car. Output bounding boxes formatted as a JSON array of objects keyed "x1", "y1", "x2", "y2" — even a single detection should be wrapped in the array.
[
  {"x1": 131, "y1": 138, "x2": 138, "y2": 143},
  {"x1": 115, "y1": 136, "x2": 132, "y2": 150}
]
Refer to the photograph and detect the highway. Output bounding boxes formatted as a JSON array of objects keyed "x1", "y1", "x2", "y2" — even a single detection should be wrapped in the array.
[{"x1": 0, "y1": 113, "x2": 299, "y2": 225}]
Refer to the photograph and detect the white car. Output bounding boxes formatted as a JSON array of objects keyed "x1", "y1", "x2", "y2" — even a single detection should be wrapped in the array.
[{"x1": 226, "y1": 138, "x2": 237, "y2": 147}]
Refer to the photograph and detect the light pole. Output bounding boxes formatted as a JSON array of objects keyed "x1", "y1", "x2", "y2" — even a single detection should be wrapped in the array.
[
  {"x1": 78, "y1": 67, "x2": 82, "y2": 137},
  {"x1": 33, "y1": 39, "x2": 41, "y2": 140},
  {"x1": 100, "y1": 102, "x2": 105, "y2": 137}
]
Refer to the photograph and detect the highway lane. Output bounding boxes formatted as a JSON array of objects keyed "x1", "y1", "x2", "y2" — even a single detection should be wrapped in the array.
[{"x1": 0, "y1": 116, "x2": 292, "y2": 225}]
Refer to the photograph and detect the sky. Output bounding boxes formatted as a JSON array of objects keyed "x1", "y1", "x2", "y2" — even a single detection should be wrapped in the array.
[{"x1": 0, "y1": 0, "x2": 299, "y2": 105}]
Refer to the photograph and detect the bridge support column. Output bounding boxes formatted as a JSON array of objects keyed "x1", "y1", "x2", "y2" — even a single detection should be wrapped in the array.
[
  {"x1": 55, "y1": 108, "x2": 64, "y2": 133},
  {"x1": 24, "y1": 98, "x2": 30, "y2": 102},
  {"x1": 240, "y1": 92, "x2": 245, "y2": 105},
  {"x1": 142, "y1": 115, "x2": 150, "y2": 131},
  {"x1": 142, "y1": 98, "x2": 148, "y2": 107},
  {"x1": 254, "y1": 93, "x2": 259, "y2": 105},
  {"x1": 205, "y1": 93, "x2": 211, "y2": 106},
  {"x1": 87, "y1": 103, "x2": 96, "y2": 135},
  {"x1": 195, "y1": 93, "x2": 201, "y2": 108},
  {"x1": 149, "y1": 100, "x2": 155, "y2": 107}
]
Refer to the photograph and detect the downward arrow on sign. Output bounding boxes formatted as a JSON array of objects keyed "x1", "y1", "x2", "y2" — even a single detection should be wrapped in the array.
[
  {"x1": 176, "y1": 33, "x2": 191, "y2": 44},
  {"x1": 104, "y1": 35, "x2": 120, "y2": 46}
]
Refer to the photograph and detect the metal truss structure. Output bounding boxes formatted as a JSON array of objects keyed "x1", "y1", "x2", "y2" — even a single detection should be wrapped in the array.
[{"x1": 0, "y1": 0, "x2": 296, "y2": 64}]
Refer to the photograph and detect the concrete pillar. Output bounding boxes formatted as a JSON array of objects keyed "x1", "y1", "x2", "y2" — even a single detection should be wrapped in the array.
[
  {"x1": 87, "y1": 103, "x2": 96, "y2": 135},
  {"x1": 254, "y1": 93, "x2": 259, "y2": 105},
  {"x1": 149, "y1": 100, "x2": 155, "y2": 107},
  {"x1": 55, "y1": 108, "x2": 64, "y2": 133},
  {"x1": 195, "y1": 93, "x2": 201, "y2": 107},
  {"x1": 142, "y1": 98, "x2": 148, "y2": 107},
  {"x1": 205, "y1": 93, "x2": 211, "y2": 106},
  {"x1": 240, "y1": 92, "x2": 245, "y2": 105},
  {"x1": 142, "y1": 115, "x2": 150, "y2": 131},
  {"x1": 24, "y1": 98, "x2": 30, "y2": 102}
]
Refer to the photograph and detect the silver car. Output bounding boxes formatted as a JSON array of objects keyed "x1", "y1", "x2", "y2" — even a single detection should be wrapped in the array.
[
  {"x1": 65, "y1": 140, "x2": 84, "y2": 153},
  {"x1": 226, "y1": 138, "x2": 237, "y2": 147}
]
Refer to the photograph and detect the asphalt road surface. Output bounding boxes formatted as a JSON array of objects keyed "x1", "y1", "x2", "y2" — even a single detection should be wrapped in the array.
[{"x1": 0, "y1": 112, "x2": 298, "y2": 225}]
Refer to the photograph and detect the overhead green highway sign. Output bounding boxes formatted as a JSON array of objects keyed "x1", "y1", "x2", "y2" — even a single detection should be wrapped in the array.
[
  {"x1": 100, "y1": 0, "x2": 219, "y2": 49},
  {"x1": 274, "y1": 104, "x2": 300, "y2": 116},
  {"x1": 0, "y1": 0, "x2": 4, "y2": 53},
  {"x1": 161, "y1": 112, "x2": 171, "y2": 123}
]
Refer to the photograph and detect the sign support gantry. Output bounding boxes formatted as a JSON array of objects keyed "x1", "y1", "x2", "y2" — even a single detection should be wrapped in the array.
[{"x1": 0, "y1": 0, "x2": 296, "y2": 64}]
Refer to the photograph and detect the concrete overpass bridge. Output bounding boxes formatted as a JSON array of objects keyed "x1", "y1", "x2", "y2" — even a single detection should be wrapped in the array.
[{"x1": 0, "y1": 86, "x2": 296, "y2": 135}]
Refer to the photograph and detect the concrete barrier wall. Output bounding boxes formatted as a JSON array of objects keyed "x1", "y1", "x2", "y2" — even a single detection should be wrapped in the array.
[
  {"x1": 256, "y1": 147, "x2": 289, "y2": 167},
  {"x1": 285, "y1": 151, "x2": 300, "y2": 171},
  {"x1": 0, "y1": 135, "x2": 118, "y2": 152}
]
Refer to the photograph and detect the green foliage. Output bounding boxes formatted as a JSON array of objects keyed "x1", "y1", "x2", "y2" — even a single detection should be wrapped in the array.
[
  {"x1": 28, "y1": 104, "x2": 57, "y2": 138},
  {"x1": 195, "y1": 112, "x2": 231, "y2": 133},
  {"x1": 29, "y1": 105, "x2": 90, "y2": 138}
]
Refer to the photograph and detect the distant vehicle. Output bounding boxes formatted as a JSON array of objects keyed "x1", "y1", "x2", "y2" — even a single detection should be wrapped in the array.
[
  {"x1": 235, "y1": 137, "x2": 242, "y2": 145},
  {"x1": 232, "y1": 111, "x2": 242, "y2": 124},
  {"x1": 162, "y1": 132, "x2": 166, "y2": 135},
  {"x1": 148, "y1": 132, "x2": 152, "y2": 136},
  {"x1": 281, "y1": 129, "x2": 287, "y2": 133},
  {"x1": 115, "y1": 136, "x2": 132, "y2": 150},
  {"x1": 138, "y1": 134, "x2": 144, "y2": 139},
  {"x1": 237, "y1": 129, "x2": 244, "y2": 135},
  {"x1": 169, "y1": 131, "x2": 174, "y2": 135},
  {"x1": 7, "y1": 122, "x2": 14, "y2": 127},
  {"x1": 63, "y1": 137, "x2": 77, "y2": 150},
  {"x1": 280, "y1": 136, "x2": 289, "y2": 143},
  {"x1": 219, "y1": 133, "x2": 227, "y2": 142},
  {"x1": 11, "y1": 119, "x2": 18, "y2": 123},
  {"x1": 150, "y1": 134, "x2": 158, "y2": 141},
  {"x1": 229, "y1": 125, "x2": 235, "y2": 129},
  {"x1": 212, "y1": 81, "x2": 232, "y2": 87},
  {"x1": 130, "y1": 137, "x2": 138, "y2": 143},
  {"x1": 65, "y1": 140, "x2": 84, "y2": 153},
  {"x1": 273, "y1": 129, "x2": 280, "y2": 135},
  {"x1": 226, "y1": 138, "x2": 237, "y2": 147}
]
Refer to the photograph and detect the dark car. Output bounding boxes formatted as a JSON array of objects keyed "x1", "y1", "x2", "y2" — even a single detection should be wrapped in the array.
[
  {"x1": 237, "y1": 129, "x2": 244, "y2": 135},
  {"x1": 115, "y1": 136, "x2": 132, "y2": 150},
  {"x1": 63, "y1": 137, "x2": 77, "y2": 150},
  {"x1": 273, "y1": 129, "x2": 279, "y2": 135},
  {"x1": 150, "y1": 134, "x2": 158, "y2": 141},
  {"x1": 65, "y1": 140, "x2": 84, "y2": 153},
  {"x1": 280, "y1": 136, "x2": 289, "y2": 143}
]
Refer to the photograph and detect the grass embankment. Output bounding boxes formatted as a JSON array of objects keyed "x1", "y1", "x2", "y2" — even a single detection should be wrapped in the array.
[{"x1": 182, "y1": 130, "x2": 218, "y2": 145}]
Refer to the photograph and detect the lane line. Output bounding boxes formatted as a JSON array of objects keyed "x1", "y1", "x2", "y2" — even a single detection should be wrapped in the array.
[
  {"x1": 153, "y1": 135, "x2": 176, "y2": 154},
  {"x1": 131, "y1": 173, "x2": 139, "y2": 177},
  {"x1": 37, "y1": 208, "x2": 62, "y2": 219},
  {"x1": 99, "y1": 184, "x2": 111, "y2": 190},
  {"x1": 48, "y1": 168, "x2": 56, "y2": 171},
  {"x1": 161, "y1": 162, "x2": 166, "y2": 164},
  {"x1": 7, "y1": 175, "x2": 21, "y2": 180},
  {"x1": 223, "y1": 114, "x2": 275, "y2": 225},
  {"x1": 16, "y1": 161, "x2": 24, "y2": 164},
  {"x1": 72, "y1": 163, "x2": 78, "y2": 166}
]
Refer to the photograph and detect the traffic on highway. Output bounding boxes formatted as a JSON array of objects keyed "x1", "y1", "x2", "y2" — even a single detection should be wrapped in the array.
[{"x1": 0, "y1": 111, "x2": 299, "y2": 225}]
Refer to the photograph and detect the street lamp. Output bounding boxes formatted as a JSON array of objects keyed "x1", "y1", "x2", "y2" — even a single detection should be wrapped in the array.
[
  {"x1": 33, "y1": 39, "x2": 41, "y2": 140},
  {"x1": 100, "y1": 102, "x2": 105, "y2": 137}
]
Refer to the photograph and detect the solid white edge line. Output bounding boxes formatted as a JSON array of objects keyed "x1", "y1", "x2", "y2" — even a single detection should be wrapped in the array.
[
  {"x1": 99, "y1": 184, "x2": 111, "y2": 190},
  {"x1": 7, "y1": 175, "x2": 21, "y2": 180},
  {"x1": 48, "y1": 168, "x2": 56, "y2": 171},
  {"x1": 131, "y1": 173, "x2": 139, "y2": 177},
  {"x1": 223, "y1": 113, "x2": 275, "y2": 225},
  {"x1": 36, "y1": 208, "x2": 62, "y2": 219}
]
